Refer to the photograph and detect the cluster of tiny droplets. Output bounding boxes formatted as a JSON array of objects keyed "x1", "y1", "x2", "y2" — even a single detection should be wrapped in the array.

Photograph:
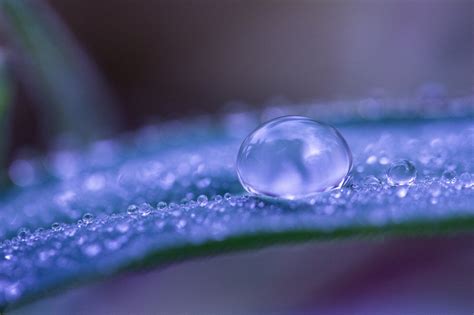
[{"x1": 0, "y1": 96, "x2": 473, "y2": 308}]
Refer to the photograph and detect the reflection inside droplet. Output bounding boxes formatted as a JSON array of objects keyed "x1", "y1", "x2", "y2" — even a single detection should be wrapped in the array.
[{"x1": 236, "y1": 116, "x2": 352, "y2": 199}]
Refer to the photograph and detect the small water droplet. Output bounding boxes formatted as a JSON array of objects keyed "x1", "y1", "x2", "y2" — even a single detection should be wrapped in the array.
[
  {"x1": 138, "y1": 203, "x2": 153, "y2": 216},
  {"x1": 116, "y1": 222, "x2": 129, "y2": 233},
  {"x1": 17, "y1": 228, "x2": 30, "y2": 240},
  {"x1": 176, "y1": 219, "x2": 187, "y2": 229},
  {"x1": 236, "y1": 116, "x2": 352, "y2": 199},
  {"x1": 396, "y1": 186, "x2": 409, "y2": 198},
  {"x1": 82, "y1": 213, "x2": 94, "y2": 224},
  {"x1": 442, "y1": 170, "x2": 457, "y2": 184},
  {"x1": 323, "y1": 205, "x2": 335, "y2": 215},
  {"x1": 127, "y1": 204, "x2": 138, "y2": 215},
  {"x1": 157, "y1": 201, "x2": 167, "y2": 210},
  {"x1": 378, "y1": 156, "x2": 390, "y2": 165},
  {"x1": 429, "y1": 181, "x2": 442, "y2": 197},
  {"x1": 83, "y1": 174, "x2": 106, "y2": 191},
  {"x1": 459, "y1": 172, "x2": 472, "y2": 188},
  {"x1": 4, "y1": 282, "x2": 23, "y2": 301},
  {"x1": 51, "y1": 222, "x2": 61, "y2": 231},
  {"x1": 366, "y1": 155, "x2": 377, "y2": 165},
  {"x1": 363, "y1": 175, "x2": 381, "y2": 189},
  {"x1": 104, "y1": 239, "x2": 122, "y2": 251},
  {"x1": 197, "y1": 195, "x2": 208, "y2": 207},
  {"x1": 386, "y1": 160, "x2": 417, "y2": 186},
  {"x1": 83, "y1": 243, "x2": 101, "y2": 257},
  {"x1": 332, "y1": 190, "x2": 342, "y2": 199},
  {"x1": 196, "y1": 177, "x2": 211, "y2": 188}
]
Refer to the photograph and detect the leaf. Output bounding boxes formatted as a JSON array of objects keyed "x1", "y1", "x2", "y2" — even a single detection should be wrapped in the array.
[
  {"x1": 0, "y1": 0, "x2": 118, "y2": 141},
  {"x1": 0, "y1": 50, "x2": 13, "y2": 188},
  {"x1": 0, "y1": 101, "x2": 473, "y2": 310}
]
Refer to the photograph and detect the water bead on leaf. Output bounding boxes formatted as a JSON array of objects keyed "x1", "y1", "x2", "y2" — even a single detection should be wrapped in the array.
[
  {"x1": 396, "y1": 186, "x2": 409, "y2": 198},
  {"x1": 236, "y1": 116, "x2": 352, "y2": 199},
  {"x1": 51, "y1": 222, "x2": 61, "y2": 231},
  {"x1": 197, "y1": 195, "x2": 208, "y2": 207},
  {"x1": 363, "y1": 175, "x2": 382, "y2": 190},
  {"x1": 82, "y1": 213, "x2": 94, "y2": 224},
  {"x1": 17, "y1": 228, "x2": 30, "y2": 240},
  {"x1": 459, "y1": 172, "x2": 472, "y2": 188},
  {"x1": 138, "y1": 203, "x2": 153, "y2": 216},
  {"x1": 157, "y1": 201, "x2": 167, "y2": 210},
  {"x1": 386, "y1": 160, "x2": 417, "y2": 186},
  {"x1": 127, "y1": 204, "x2": 138, "y2": 215},
  {"x1": 442, "y1": 170, "x2": 457, "y2": 184}
]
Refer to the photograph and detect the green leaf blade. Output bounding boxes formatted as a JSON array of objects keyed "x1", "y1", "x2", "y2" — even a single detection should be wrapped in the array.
[{"x1": 0, "y1": 0, "x2": 119, "y2": 141}]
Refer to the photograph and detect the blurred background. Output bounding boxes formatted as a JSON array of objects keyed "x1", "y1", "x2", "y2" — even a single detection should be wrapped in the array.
[
  {"x1": 0, "y1": 0, "x2": 473, "y2": 155},
  {"x1": 50, "y1": 0, "x2": 473, "y2": 117}
]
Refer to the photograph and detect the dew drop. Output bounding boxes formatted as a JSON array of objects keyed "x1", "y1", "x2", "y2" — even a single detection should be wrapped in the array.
[
  {"x1": 429, "y1": 181, "x2": 442, "y2": 197},
  {"x1": 104, "y1": 239, "x2": 122, "y2": 251},
  {"x1": 116, "y1": 222, "x2": 130, "y2": 233},
  {"x1": 157, "y1": 201, "x2": 167, "y2": 210},
  {"x1": 332, "y1": 190, "x2": 342, "y2": 199},
  {"x1": 51, "y1": 222, "x2": 61, "y2": 231},
  {"x1": 138, "y1": 203, "x2": 153, "y2": 216},
  {"x1": 176, "y1": 219, "x2": 187, "y2": 229},
  {"x1": 82, "y1": 213, "x2": 94, "y2": 224},
  {"x1": 127, "y1": 204, "x2": 138, "y2": 215},
  {"x1": 196, "y1": 177, "x2": 211, "y2": 188},
  {"x1": 197, "y1": 195, "x2": 208, "y2": 207},
  {"x1": 236, "y1": 116, "x2": 352, "y2": 199},
  {"x1": 386, "y1": 160, "x2": 417, "y2": 186},
  {"x1": 83, "y1": 174, "x2": 106, "y2": 191},
  {"x1": 366, "y1": 155, "x2": 377, "y2": 165},
  {"x1": 442, "y1": 170, "x2": 456, "y2": 184},
  {"x1": 396, "y1": 186, "x2": 409, "y2": 198},
  {"x1": 355, "y1": 165, "x2": 365, "y2": 173},
  {"x1": 4, "y1": 282, "x2": 23, "y2": 301},
  {"x1": 17, "y1": 228, "x2": 30, "y2": 240},
  {"x1": 83, "y1": 243, "x2": 101, "y2": 257},
  {"x1": 459, "y1": 172, "x2": 472, "y2": 188},
  {"x1": 363, "y1": 175, "x2": 381, "y2": 189},
  {"x1": 378, "y1": 156, "x2": 390, "y2": 165}
]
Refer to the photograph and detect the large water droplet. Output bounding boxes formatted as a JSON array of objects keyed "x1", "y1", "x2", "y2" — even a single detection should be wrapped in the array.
[
  {"x1": 386, "y1": 160, "x2": 417, "y2": 186},
  {"x1": 236, "y1": 116, "x2": 352, "y2": 199}
]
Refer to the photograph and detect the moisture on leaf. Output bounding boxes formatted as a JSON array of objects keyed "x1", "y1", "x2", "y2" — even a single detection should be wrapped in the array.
[{"x1": 0, "y1": 98, "x2": 473, "y2": 310}]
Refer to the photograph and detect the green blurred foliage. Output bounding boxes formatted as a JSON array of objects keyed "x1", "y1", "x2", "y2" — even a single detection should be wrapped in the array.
[
  {"x1": 0, "y1": 50, "x2": 13, "y2": 187},
  {"x1": 0, "y1": 0, "x2": 118, "y2": 143}
]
